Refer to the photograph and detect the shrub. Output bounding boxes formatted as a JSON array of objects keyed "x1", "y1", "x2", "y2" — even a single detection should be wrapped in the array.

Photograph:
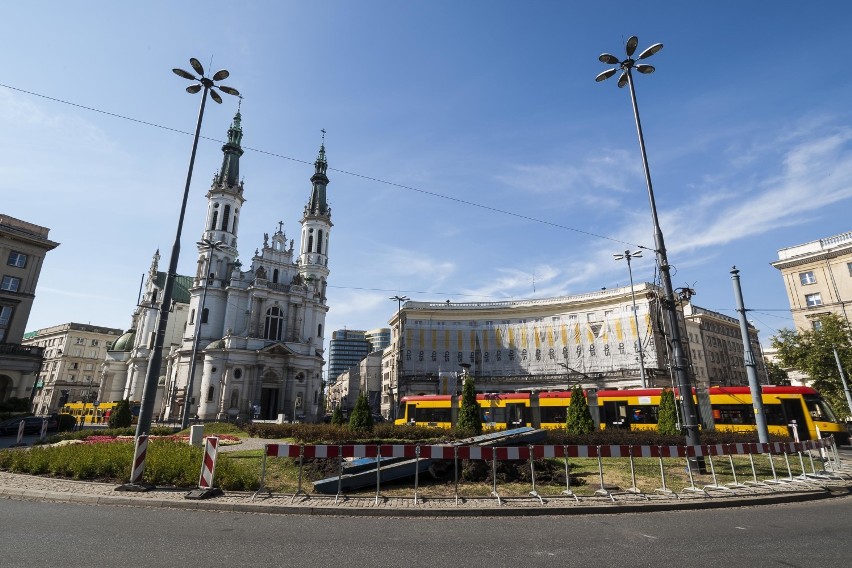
[
  {"x1": 57, "y1": 413, "x2": 77, "y2": 432},
  {"x1": 330, "y1": 407, "x2": 345, "y2": 426},
  {"x1": 109, "y1": 399, "x2": 133, "y2": 429},
  {"x1": 348, "y1": 394, "x2": 374, "y2": 433},
  {"x1": 657, "y1": 389, "x2": 679, "y2": 435},
  {"x1": 565, "y1": 386, "x2": 594, "y2": 434},
  {"x1": 456, "y1": 374, "x2": 482, "y2": 435}
]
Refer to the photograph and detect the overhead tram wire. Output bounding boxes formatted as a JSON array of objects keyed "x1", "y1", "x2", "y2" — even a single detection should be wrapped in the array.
[{"x1": 1, "y1": 82, "x2": 647, "y2": 251}]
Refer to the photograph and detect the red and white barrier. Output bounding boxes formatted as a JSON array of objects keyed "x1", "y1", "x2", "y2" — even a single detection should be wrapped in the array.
[
  {"x1": 15, "y1": 419, "x2": 25, "y2": 445},
  {"x1": 130, "y1": 434, "x2": 149, "y2": 484},
  {"x1": 262, "y1": 437, "x2": 832, "y2": 462},
  {"x1": 39, "y1": 418, "x2": 48, "y2": 441},
  {"x1": 198, "y1": 437, "x2": 220, "y2": 490}
]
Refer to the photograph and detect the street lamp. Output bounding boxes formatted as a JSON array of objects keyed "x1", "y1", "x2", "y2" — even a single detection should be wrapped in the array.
[
  {"x1": 596, "y1": 37, "x2": 701, "y2": 448},
  {"x1": 613, "y1": 250, "x2": 647, "y2": 388},
  {"x1": 135, "y1": 59, "x2": 240, "y2": 438},
  {"x1": 388, "y1": 295, "x2": 409, "y2": 421},
  {"x1": 181, "y1": 238, "x2": 224, "y2": 429}
]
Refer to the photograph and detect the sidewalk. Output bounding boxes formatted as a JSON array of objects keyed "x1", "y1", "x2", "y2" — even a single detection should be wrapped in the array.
[{"x1": 2, "y1": 438, "x2": 850, "y2": 517}]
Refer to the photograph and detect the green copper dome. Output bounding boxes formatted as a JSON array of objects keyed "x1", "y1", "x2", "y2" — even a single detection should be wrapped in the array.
[{"x1": 109, "y1": 329, "x2": 136, "y2": 352}]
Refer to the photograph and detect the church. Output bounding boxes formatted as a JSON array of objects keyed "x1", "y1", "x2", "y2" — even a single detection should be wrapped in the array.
[{"x1": 102, "y1": 110, "x2": 331, "y2": 422}]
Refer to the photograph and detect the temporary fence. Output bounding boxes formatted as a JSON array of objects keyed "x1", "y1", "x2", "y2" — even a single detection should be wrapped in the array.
[
  {"x1": 185, "y1": 436, "x2": 222, "y2": 499},
  {"x1": 251, "y1": 437, "x2": 846, "y2": 505}
]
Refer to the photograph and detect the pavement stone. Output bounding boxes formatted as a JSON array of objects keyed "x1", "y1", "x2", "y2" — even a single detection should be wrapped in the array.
[{"x1": 2, "y1": 439, "x2": 851, "y2": 517}]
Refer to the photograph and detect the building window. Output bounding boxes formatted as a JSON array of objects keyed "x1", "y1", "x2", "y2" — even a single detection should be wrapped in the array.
[
  {"x1": 317, "y1": 229, "x2": 323, "y2": 254},
  {"x1": 210, "y1": 210, "x2": 218, "y2": 230},
  {"x1": 848, "y1": 262, "x2": 852, "y2": 277},
  {"x1": 201, "y1": 308, "x2": 209, "y2": 324},
  {"x1": 207, "y1": 386, "x2": 215, "y2": 402},
  {"x1": 812, "y1": 320, "x2": 823, "y2": 331},
  {"x1": 1, "y1": 276, "x2": 21, "y2": 292},
  {"x1": 805, "y1": 293, "x2": 823, "y2": 307},
  {"x1": 7, "y1": 252, "x2": 27, "y2": 268},
  {"x1": 91, "y1": 339, "x2": 99, "y2": 346},
  {"x1": 264, "y1": 307, "x2": 284, "y2": 341},
  {"x1": 799, "y1": 271, "x2": 816, "y2": 285},
  {"x1": 222, "y1": 205, "x2": 231, "y2": 232},
  {"x1": 189, "y1": 309, "x2": 195, "y2": 325}
]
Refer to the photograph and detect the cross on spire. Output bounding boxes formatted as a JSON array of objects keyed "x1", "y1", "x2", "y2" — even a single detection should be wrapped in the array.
[{"x1": 277, "y1": 220, "x2": 284, "y2": 233}]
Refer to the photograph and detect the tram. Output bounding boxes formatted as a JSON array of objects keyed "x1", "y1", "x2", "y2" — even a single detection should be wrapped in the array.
[
  {"x1": 395, "y1": 386, "x2": 849, "y2": 444},
  {"x1": 60, "y1": 401, "x2": 141, "y2": 425}
]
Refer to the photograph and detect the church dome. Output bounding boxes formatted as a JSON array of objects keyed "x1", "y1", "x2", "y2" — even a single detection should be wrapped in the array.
[{"x1": 109, "y1": 329, "x2": 136, "y2": 352}]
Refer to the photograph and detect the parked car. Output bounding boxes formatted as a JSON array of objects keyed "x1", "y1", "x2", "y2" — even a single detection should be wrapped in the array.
[{"x1": 0, "y1": 415, "x2": 59, "y2": 435}]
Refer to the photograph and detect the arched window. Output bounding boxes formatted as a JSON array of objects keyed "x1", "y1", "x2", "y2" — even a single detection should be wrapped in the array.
[
  {"x1": 264, "y1": 307, "x2": 284, "y2": 341},
  {"x1": 230, "y1": 390, "x2": 239, "y2": 409},
  {"x1": 151, "y1": 289, "x2": 158, "y2": 304},
  {"x1": 206, "y1": 385, "x2": 215, "y2": 402},
  {"x1": 307, "y1": 235, "x2": 314, "y2": 253},
  {"x1": 189, "y1": 309, "x2": 195, "y2": 325},
  {"x1": 273, "y1": 268, "x2": 279, "y2": 284},
  {"x1": 317, "y1": 324, "x2": 323, "y2": 338},
  {"x1": 210, "y1": 211, "x2": 218, "y2": 230},
  {"x1": 201, "y1": 308, "x2": 209, "y2": 324},
  {"x1": 222, "y1": 205, "x2": 231, "y2": 232},
  {"x1": 317, "y1": 230, "x2": 323, "y2": 254}
]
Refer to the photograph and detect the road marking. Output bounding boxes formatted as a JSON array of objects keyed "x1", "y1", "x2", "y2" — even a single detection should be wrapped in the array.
[
  {"x1": 735, "y1": 526, "x2": 747, "y2": 530},
  {"x1": 642, "y1": 534, "x2": 658, "y2": 539}
]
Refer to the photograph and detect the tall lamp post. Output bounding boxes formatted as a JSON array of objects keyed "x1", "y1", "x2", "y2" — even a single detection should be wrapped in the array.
[
  {"x1": 596, "y1": 37, "x2": 701, "y2": 448},
  {"x1": 135, "y1": 59, "x2": 239, "y2": 438},
  {"x1": 389, "y1": 295, "x2": 409, "y2": 421},
  {"x1": 614, "y1": 250, "x2": 647, "y2": 388},
  {"x1": 180, "y1": 238, "x2": 224, "y2": 429}
]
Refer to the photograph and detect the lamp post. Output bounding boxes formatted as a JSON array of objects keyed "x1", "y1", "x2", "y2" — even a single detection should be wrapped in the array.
[
  {"x1": 180, "y1": 238, "x2": 224, "y2": 429},
  {"x1": 596, "y1": 37, "x2": 701, "y2": 448},
  {"x1": 135, "y1": 59, "x2": 239, "y2": 438},
  {"x1": 388, "y1": 295, "x2": 409, "y2": 421},
  {"x1": 614, "y1": 249, "x2": 647, "y2": 388}
]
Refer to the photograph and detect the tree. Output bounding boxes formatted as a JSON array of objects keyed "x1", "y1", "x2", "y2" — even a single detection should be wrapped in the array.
[
  {"x1": 348, "y1": 394, "x2": 374, "y2": 433},
  {"x1": 765, "y1": 361, "x2": 791, "y2": 386},
  {"x1": 109, "y1": 399, "x2": 133, "y2": 429},
  {"x1": 330, "y1": 406, "x2": 345, "y2": 426},
  {"x1": 657, "y1": 389, "x2": 679, "y2": 435},
  {"x1": 456, "y1": 373, "x2": 482, "y2": 435},
  {"x1": 772, "y1": 313, "x2": 852, "y2": 418},
  {"x1": 565, "y1": 385, "x2": 594, "y2": 434}
]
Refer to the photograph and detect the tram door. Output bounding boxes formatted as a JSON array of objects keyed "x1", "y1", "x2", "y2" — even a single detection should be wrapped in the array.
[
  {"x1": 506, "y1": 403, "x2": 526, "y2": 429},
  {"x1": 602, "y1": 400, "x2": 628, "y2": 429},
  {"x1": 781, "y1": 399, "x2": 810, "y2": 440}
]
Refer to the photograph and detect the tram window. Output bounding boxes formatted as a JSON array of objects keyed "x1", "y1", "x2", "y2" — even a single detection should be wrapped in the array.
[
  {"x1": 763, "y1": 404, "x2": 787, "y2": 426},
  {"x1": 414, "y1": 407, "x2": 451, "y2": 423},
  {"x1": 540, "y1": 407, "x2": 567, "y2": 424},
  {"x1": 803, "y1": 395, "x2": 839, "y2": 422},
  {"x1": 481, "y1": 407, "x2": 506, "y2": 424},
  {"x1": 628, "y1": 405, "x2": 658, "y2": 424},
  {"x1": 712, "y1": 404, "x2": 755, "y2": 425}
]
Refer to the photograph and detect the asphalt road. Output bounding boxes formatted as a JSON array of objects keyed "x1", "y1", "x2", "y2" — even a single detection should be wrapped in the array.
[{"x1": 1, "y1": 495, "x2": 850, "y2": 567}]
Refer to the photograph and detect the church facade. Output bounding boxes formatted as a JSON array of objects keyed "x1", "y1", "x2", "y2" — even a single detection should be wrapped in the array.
[{"x1": 106, "y1": 111, "x2": 331, "y2": 422}]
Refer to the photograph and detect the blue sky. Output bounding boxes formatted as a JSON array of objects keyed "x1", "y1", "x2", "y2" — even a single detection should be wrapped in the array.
[{"x1": 3, "y1": 1, "x2": 852, "y2": 354}]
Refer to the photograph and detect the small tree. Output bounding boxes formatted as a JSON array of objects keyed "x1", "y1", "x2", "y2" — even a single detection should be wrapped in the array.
[
  {"x1": 330, "y1": 406, "x2": 345, "y2": 426},
  {"x1": 109, "y1": 399, "x2": 133, "y2": 429},
  {"x1": 348, "y1": 394, "x2": 374, "y2": 433},
  {"x1": 565, "y1": 385, "x2": 594, "y2": 434},
  {"x1": 657, "y1": 389, "x2": 679, "y2": 435},
  {"x1": 456, "y1": 374, "x2": 482, "y2": 435}
]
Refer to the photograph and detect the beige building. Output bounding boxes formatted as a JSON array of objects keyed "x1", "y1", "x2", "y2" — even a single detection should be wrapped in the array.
[
  {"x1": 381, "y1": 284, "x2": 677, "y2": 419},
  {"x1": 771, "y1": 230, "x2": 852, "y2": 331},
  {"x1": 23, "y1": 323, "x2": 123, "y2": 414},
  {"x1": 682, "y1": 303, "x2": 767, "y2": 387},
  {"x1": 0, "y1": 214, "x2": 59, "y2": 407}
]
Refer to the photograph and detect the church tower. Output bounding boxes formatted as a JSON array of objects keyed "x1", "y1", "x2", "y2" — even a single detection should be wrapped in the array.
[
  {"x1": 190, "y1": 110, "x2": 245, "y2": 339},
  {"x1": 298, "y1": 137, "x2": 332, "y2": 301}
]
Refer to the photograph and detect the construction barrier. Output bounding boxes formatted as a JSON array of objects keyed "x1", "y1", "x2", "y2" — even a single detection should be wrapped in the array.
[
  {"x1": 39, "y1": 419, "x2": 48, "y2": 442},
  {"x1": 130, "y1": 434, "x2": 149, "y2": 484},
  {"x1": 198, "y1": 436, "x2": 220, "y2": 490},
  {"x1": 252, "y1": 436, "x2": 846, "y2": 505}
]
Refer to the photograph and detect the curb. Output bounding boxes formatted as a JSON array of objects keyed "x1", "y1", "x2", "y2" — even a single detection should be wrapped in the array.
[{"x1": 1, "y1": 483, "x2": 847, "y2": 517}]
